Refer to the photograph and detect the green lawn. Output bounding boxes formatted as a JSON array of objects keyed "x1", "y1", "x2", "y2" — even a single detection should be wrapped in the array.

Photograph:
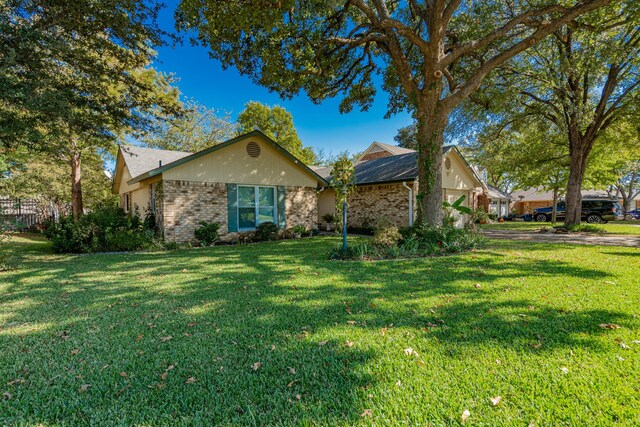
[
  {"x1": 480, "y1": 220, "x2": 640, "y2": 235},
  {"x1": 1, "y1": 234, "x2": 639, "y2": 425}
]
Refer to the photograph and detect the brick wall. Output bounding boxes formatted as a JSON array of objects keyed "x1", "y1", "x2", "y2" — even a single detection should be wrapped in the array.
[
  {"x1": 285, "y1": 186, "x2": 318, "y2": 230},
  {"x1": 347, "y1": 182, "x2": 415, "y2": 228},
  {"x1": 513, "y1": 200, "x2": 552, "y2": 215},
  {"x1": 160, "y1": 180, "x2": 318, "y2": 243},
  {"x1": 161, "y1": 180, "x2": 228, "y2": 242}
]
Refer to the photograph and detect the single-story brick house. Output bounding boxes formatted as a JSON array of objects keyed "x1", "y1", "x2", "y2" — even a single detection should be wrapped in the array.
[
  {"x1": 112, "y1": 131, "x2": 328, "y2": 242},
  {"x1": 313, "y1": 142, "x2": 483, "y2": 228}
]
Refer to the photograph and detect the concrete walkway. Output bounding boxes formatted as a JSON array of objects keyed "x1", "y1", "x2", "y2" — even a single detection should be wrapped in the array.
[{"x1": 482, "y1": 229, "x2": 640, "y2": 248}]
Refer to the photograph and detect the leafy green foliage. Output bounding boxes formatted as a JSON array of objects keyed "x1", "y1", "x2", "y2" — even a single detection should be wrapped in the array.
[
  {"x1": 194, "y1": 221, "x2": 221, "y2": 246},
  {"x1": 254, "y1": 221, "x2": 279, "y2": 242},
  {"x1": 332, "y1": 223, "x2": 483, "y2": 260},
  {"x1": 142, "y1": 99, "x2": 234, "y2": 152},
  {"x1": 442, "y1": 195, "x2": 473, "y2": 227},
  {"x1": 371, "y1": 225, "x2": 402, "y2": 249},
  {"x1": 236, "y1": 101, "x2": 316, "y2": 164},
  {"x1": 44, "y1": 207, "x2": 157, "y2": 253},
  {"x1": 0, "y1": 148, "x2": 116, "y2": 211}
]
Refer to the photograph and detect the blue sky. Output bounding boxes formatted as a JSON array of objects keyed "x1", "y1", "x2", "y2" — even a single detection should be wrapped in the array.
[{"x1": 151, "y1": 1, "x2": 413, "y2": 157}]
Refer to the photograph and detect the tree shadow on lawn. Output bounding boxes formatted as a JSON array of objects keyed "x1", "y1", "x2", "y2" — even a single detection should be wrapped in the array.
[{"x1": 0, "y1": 238, "x2": 629, "y2": 424}]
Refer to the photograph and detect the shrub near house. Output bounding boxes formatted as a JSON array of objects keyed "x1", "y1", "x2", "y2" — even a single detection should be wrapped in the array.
[{"x1": 45, "y1": 207, "x2": 159, "y2": 253}]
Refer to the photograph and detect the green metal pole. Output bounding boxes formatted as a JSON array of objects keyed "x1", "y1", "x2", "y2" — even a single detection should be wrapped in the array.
[{"x1": 342, "y1": 193, "x2": 347, "y2": 253}]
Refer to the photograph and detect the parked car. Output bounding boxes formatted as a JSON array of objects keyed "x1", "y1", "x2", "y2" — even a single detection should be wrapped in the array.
[
  {"x1": 532, "y1": 199, "x2": 623, "y2": 223},
  {"x1": 625, "y1": 208, "x2": 640, "y2": 220}
]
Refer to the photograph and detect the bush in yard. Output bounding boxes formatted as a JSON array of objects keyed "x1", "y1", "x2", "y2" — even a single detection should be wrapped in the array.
[
  {"x1": 45, "y1": 206, "x2": 157, "y2": 253},
  {"x1": 371, "y1": 225, "x2": 402, "y2": 248},
  {"x1": 194, "y1": 221, "x2": 221, "y2": 246},
  {"x1": 254, "y1": 222, "x2": 279, "y2": 241}
]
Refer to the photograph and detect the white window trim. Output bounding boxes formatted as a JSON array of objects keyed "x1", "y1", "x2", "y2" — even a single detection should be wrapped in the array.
[{"x1": 237, "y1": 185, "x2": 277, "y2": 231}]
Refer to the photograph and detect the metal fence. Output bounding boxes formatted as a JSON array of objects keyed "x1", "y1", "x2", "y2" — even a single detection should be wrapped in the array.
[{"x1": 0, "y1": 197, "x2": 53, "y2": 230}]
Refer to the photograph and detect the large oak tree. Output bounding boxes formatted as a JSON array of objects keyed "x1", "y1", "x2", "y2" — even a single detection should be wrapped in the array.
[
  {"x1": 176, "y1": 0, "x2": 611, "y2": 224},
  {"x1": 469, "y1": 3, "x2": 640, "y2": 225}
]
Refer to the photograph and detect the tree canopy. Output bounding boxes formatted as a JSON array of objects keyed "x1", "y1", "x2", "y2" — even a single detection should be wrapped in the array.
[
  {"x1": 1, "y1": 0, "x2": 182, "y2": 217},
  {"x1": 142, "y1": 100, "x2": 235, "y2": 152},
  {"x1": 236, "y1": 101, "x2": 316, "y2": 164},
  {"x1": 465, "y1": 2, "x2": 640, "y2": 224}
]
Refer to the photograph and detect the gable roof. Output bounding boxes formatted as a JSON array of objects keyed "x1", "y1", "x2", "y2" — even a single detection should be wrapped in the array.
[
  {"x1": 317, "y1": 145, "x2": 482, "y2": 186},
  {"x1": 356, "y1": 141, "x2": 416, "y2": 163},
  {"x1": 120, "y1": 145, "x2": 192, "y2": 180},
  {"x1": 485, "y1": 185, "x2": 511, "y2": 200},
  {"x1": 126, "y1": 130, "x2": 328, "y2": 186}
]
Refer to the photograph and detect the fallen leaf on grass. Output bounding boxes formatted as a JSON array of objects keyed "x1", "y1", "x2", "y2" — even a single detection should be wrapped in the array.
[
  {"x1": 473, "y1": 283, "x2": 481, "y2": 288},
  {"x1": 252, "y1": 362, "x2": 262, "y2": 371},
  {"x1": 160, "y1": 336, "x2": 173, "y2": 342},
  {"x1": 619, "y1": 342, "x2": 631, "y2": 350},
  {"x1": 161, "y1": 372, "x2": 168, "y2": 380},
  {"x1": 3, "y1": 392, "x2": 13, "y2": 400},
  {"x1": 6, "y1": 378, "x2": 24, "y2": 386},
  {"x1": 181, "y1": 269, "x2": 189, "y2": 273},
  {"x1": 344, "y1": 341, "x2": 354, "y2": 348},
  {"x1": 346, "y1": 320, "x2": 357, "y2": 325},
  {"x1": 560, "y1": 367, "x2": 569, "y2": 373},
  {"x1": 119, "y1": 371, "x2": 128, "y2": 378},
  {"x1": 187, "y1": 322, "x2": 196, "y2": 327},
  {"x1": 288, "y1": 367, "x2": 296, "y2": 375},
  {"x1": 599, "y1": 323, "x2": 621, "y2": 330},
  {"x1": 395, "y1": 380, "x2": 402, "y2": 387},
  {"x1": 287, "y1": 380, "x2": 297, "y2": 388},
  {"x1": 135, "y1": 334, "x2": 144, "y2": 342},
  {"x1": 296, "y1": 394, "x2": 301, "y2": 400},
  {"x1": 360, "y1": 409, "x2": 372, "y2": 417},
  {"x1": 71, "y1": 349, "x2": 80, "y2": 356},
  {"x1": 404, "y1": 347, "x2": 419, "y2": 357},
  {"x1": 185, "y1": 376, "x2": 197, "y2": 384},
  {"x1": 461, "y1": 409, "x2": 471, "y2": 422},
  {"x1": 490, "y1": 396, "x2": 502, "y2": 406},
  {"x1": 79, "y1": 384, "x2": 91, "y2": 393},
  {"x1": 318, "y1": 340, "x2": 328, "y2": 346}
]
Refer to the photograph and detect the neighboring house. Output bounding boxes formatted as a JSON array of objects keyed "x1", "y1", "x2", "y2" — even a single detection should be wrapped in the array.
[
  {"x1": 478, "y1": 185, "x2": 511, "y2": 218},
  {"x1": 112, "y1": 131, "x2": 328, "y2": 242},
  {"x1": 315, "y1": 143, "x2": 482, "y2": 228},
  {"x1": 511, "y1": 188, "x2": 612, "y2": 215}
]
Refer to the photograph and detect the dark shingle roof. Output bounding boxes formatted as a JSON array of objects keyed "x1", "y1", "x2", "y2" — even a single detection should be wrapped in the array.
[
  {"x1": 317, "y1": 145, "x2": 455, "y2": 185},
  {"x1": 120, "y1": 145, "x2": 192, "y2": 179}
]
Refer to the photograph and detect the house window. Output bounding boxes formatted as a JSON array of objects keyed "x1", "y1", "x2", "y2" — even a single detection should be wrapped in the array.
[
  {"x1": 124, "y1": 193, "x2": 131, "y2": 212},
  {"x1": 237, "y1": 186, "x2": 276, "y2": 230}
]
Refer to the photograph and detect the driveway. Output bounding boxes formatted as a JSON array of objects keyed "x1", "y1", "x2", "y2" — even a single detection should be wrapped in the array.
[{"x1": 482, "y1": 229, "x2": 640, "y2": 247}]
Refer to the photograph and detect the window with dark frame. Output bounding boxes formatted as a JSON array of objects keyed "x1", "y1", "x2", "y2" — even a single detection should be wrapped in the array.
[{"x1": 237, "y1": 186, "x2": 276, "y2": 230}]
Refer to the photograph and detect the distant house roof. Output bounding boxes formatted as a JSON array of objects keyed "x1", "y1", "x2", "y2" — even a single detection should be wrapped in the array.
[
  {"x1": 120, "y1": 145, "x2": 192, "y2": 179},
  {"x1": 317, "y1": 145, "x2": 471, "y2": 186},
  {"x1": 485, "y1": 185, "x2": 510, "y2": 200},
  {"x1": 355, "y1": 141, "x2": 416, "y2": 163},
  {"x1": 512, "y1": 187, "x2": 612, "y2": 202}
]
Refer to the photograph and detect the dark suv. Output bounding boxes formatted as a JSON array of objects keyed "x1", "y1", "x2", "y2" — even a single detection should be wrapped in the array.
[{"x1": 532, "y1": 199, "x2": 623, "y2": 223}]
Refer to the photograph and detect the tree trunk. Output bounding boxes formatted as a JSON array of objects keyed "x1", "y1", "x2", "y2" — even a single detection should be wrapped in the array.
[
  {"x1": 551, "y1": 187, "x2": 558, "y2": 224},
  {"x1": 565, "y1": 145, "x2": 589, "y2": 226},
  {"x1": 415, "y1": 105, "x2": 448, "y2": 226},
  {"x1": 70, "y1": 139, "x2": 83, "y2": 220}
]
